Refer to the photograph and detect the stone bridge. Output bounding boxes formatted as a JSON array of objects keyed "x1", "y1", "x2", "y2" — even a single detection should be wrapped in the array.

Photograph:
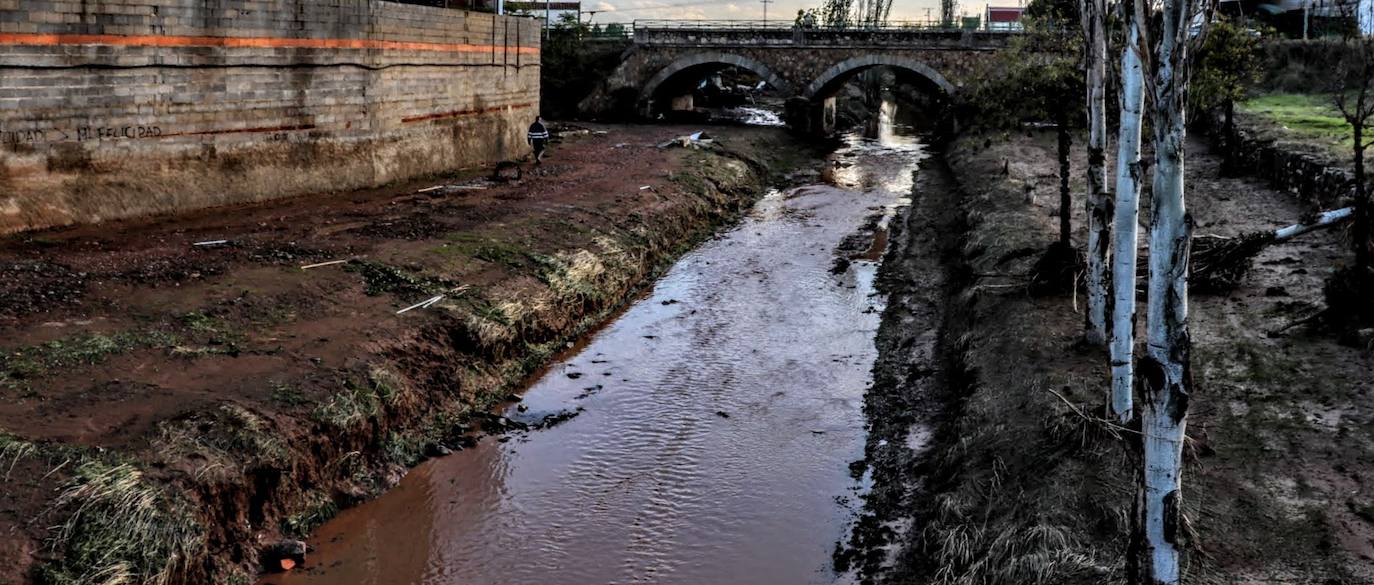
[{"x1": 582, "y1": 22, "x2": 1012, "y2": 134}]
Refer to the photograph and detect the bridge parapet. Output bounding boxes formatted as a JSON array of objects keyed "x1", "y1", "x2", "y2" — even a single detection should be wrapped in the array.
[
  {"x1": 632, "y1": 20, "x2": 1015, "y2": 49},
  {"x1": 582, "y1": 21, "x2": 1008, "y2": 134}
]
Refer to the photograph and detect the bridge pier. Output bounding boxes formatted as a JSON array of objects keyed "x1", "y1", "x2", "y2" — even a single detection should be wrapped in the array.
[{"x1": 784, "y1": 97, "x2": 837, "y2": 137}]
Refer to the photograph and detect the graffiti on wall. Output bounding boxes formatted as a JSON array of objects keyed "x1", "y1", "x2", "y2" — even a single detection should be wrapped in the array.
[{"x1": 1, "y1": 126, "x2": 165, "y2": 144}]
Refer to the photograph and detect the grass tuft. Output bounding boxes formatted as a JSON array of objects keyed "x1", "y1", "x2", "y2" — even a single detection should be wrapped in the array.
[
  {"x1": 281, "y1": 491, "x2": 338, "y2": 540},
  {"x1": 40, "y1": 462, "x2": 204, "y2": 585},
  {"x1": 311, "y1": 366, "x2": 412, "y2": 429}
]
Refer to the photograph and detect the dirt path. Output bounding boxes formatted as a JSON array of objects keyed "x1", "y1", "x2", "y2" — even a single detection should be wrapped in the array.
[{"x1": 0, "y1": 124, "x2": 820, "y2": 584}]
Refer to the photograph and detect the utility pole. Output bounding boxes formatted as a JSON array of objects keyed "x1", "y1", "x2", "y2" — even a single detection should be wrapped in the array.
[
  {"x1": 940, "y1": 0, "x2": 957, "y2": 27},
  {"x1": 760, "y1": 0, "x2": 775, "y2": 24}
]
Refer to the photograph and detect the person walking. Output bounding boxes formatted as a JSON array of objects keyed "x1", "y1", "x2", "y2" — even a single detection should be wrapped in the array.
[{"x1": 527, "y1": 116, "x2": 550, "y2": 164}]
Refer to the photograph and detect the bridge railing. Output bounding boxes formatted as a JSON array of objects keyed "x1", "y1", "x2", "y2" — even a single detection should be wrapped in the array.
[
  {"x1": 631, "y1": 19, "x2": 959, "y2": 31},
  {"x1": 630, "y1": 19, "x2": 1015, "y2": 48}
]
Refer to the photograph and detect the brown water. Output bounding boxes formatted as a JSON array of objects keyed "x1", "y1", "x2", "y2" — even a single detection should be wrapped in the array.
[{"x1": 267, "y1": 121, "x2": 926, "y2": 585}]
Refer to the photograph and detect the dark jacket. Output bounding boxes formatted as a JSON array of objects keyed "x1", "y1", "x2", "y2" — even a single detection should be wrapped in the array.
[{"x1": 527, "y1": 122, "x2": 549, "y2": 144}]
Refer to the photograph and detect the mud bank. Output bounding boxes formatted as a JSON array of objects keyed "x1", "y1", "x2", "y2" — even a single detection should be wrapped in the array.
[
  {"x1": 872, "y1": 131, "x2": 1374, "y2": 584},
  {"x1": 0, "y1": 125, "x2": 822, "y2": 584},
  {"x1": 831, "y1": 150, "x2": 959, "y2": 582}
]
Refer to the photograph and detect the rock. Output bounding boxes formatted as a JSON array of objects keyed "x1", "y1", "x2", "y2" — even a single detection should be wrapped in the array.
[
  {"x1": 1265, "y1": 286, "x2": 1290, "y2": 297},
  {"x1": 567, "y1": 372, "x2": 583, "y2": 379},
  {"x1": 424, "y1": 442, "x2": 452, "y2": 458},
  {"x1": 1352, "y1": 328, "x2": 1374, "y2": 350},
  {"x1": 261, "y1": 539, "x2": 307, "y2": 573},
  {"x1": 492, "y1": 161, "x2": 522, "y2": 182}
]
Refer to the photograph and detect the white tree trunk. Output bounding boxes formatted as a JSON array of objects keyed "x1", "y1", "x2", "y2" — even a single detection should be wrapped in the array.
[
  {"x1": 1141, "y1": 0, "x2": 1195, "y2": 580},
  {"x1": 1111, "y1": 12, "x2": 1146, "y2": 424},
  {"x1": 1083, "y1": 0, "x2": 1111, "y2": 346},
  {"x1": 1273, "y1": 207, "x2": 1355, "y2": 241}
]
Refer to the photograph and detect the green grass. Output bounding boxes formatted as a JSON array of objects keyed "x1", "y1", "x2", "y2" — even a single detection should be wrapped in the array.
[
  {"x1": 281, "y1": 491, "x2": 338, "y2": 540},
  {"x1": 1241, "y1": 93, "x2": 1355, "y2": 152},
  {"x1": 269, "y1": 381, "x2": 308, "y2": 407},
  {"x1": 345, "y1": 260, "x2": 453, "y2": 297},
  {"x1": 0, "y1": 331, "x2": 178, "y2": 391}
]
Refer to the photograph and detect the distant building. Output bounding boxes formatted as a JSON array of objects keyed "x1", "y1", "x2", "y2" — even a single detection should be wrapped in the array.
[
  {"x1": 1237, "y1": 0, "x2": 1374, "y2": 37},
  {"x1": 984, "y1": 6, "x2": 1025, "y2": 31}
]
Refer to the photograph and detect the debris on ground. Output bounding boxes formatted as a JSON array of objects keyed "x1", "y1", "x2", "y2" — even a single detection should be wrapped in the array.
[
  {"x1": 657, "y1": 131, "x2": 716, "y2": 150},
  {"x1": 261, "y1": 540, "x2": 307, "y2": 574},
  {"x1": 300, "y1": 259, "x2": 349, "y2": 270},
  {"x1": 492, "y1": 162, "x2": 522, "y2": 182}
]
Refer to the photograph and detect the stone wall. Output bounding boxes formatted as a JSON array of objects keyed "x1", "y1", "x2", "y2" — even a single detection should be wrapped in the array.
[
  {"x1": 1200, "y1": 111, "x2": 1355, "y2": 209},
  {"x1": 0, "y1": 0, "x2": 541, "y2": 234}
]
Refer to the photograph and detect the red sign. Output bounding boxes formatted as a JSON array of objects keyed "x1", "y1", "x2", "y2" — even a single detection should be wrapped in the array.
[{"x1": 987, "y1": 7, "x2": 1024, "y2": 22}]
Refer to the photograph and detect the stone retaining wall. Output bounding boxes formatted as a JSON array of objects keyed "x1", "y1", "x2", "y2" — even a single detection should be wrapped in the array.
[
  {"x1": 1200, "y1": 111, "x2": 1355, "y2": 209},
  {"x1": 0, "y1": 0, "x2": 541, "y2": 234}
]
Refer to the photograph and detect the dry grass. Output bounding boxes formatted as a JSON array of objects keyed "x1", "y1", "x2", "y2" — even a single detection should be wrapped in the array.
[
  {"x1": 312, "y1": 366, "x2": 414, "y2": 429},
  {"x1": 40, "y1": 462, "x2": 204, "y2": 585}
]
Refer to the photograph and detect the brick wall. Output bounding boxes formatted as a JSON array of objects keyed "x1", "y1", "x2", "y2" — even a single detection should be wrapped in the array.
[{"x1": 0, "y1": 0, "x2": 542, "y2": 234}]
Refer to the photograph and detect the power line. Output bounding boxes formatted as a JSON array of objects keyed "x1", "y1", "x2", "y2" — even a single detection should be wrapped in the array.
[{"x1": 760, "y1": 0, "x2": 775, "y2": 22}]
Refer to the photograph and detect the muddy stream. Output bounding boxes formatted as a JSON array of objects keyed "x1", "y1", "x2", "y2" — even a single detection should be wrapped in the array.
[{"x1": 268, "y1": 114, "x2": 929, "y2": 585}]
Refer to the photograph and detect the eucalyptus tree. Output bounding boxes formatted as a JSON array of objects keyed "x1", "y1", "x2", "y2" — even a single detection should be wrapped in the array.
[
  {"x1": 1080, "y1": 0, "x2": 1111, "y2": 346},
  {"x1": 1132, "y1": 0, "x2": 1215, "y2": 580},
  {"x1": 1110, "y1": 0, "x2": 1146, "y2": 425}
]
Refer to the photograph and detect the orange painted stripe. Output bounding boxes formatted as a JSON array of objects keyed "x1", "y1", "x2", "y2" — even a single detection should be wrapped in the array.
[
  {"x1": 161, "y1": 124, "x2": 318, "y2": 138},
  {"x1": 0, "y1": 32, "x2": 539, "y2": 55},
  {"x1": 402, "y1": 102, "x2": 535, "y2": 124}
]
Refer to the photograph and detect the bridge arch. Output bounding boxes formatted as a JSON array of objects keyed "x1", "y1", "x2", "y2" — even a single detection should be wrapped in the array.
[
  {"x1": 640, "y1": 52, "x2": 797, "y2": 104},
  {"x1": 803, "y1": 55, "x2": 957, "y2": 100}
]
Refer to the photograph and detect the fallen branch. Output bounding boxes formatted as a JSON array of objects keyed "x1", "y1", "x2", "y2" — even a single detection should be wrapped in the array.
[
  {"x1": 300, "y1": 259, "x2": 349, "y2": 270},
  {"x1": 397, "y1": 295, "x2": 444, "y2": 315},
  {"x1": 1274, "y1": 207, "x2": 1354, "y2": 242},
  {"x1": 1267, "y1": 309, "x2": 1328, "y2": 337},
  {"x1": 1169, "y1": 207, "x2": 1353, "y2": 292},
  {"x1": 395, "y1": 285, "x2": 471, "y2": 315}
]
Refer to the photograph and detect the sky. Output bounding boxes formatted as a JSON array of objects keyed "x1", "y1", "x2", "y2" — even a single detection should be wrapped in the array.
[{"x1": 581, "y1": 0, "x2": 996, "y2": 24}]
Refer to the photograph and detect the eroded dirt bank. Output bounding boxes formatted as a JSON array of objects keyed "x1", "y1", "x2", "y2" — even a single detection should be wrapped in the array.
[
  {"x1": 0, "y1": 125, "x2": 820, "y2": 584},
  {"x1": 864, "y1": 130, "x2": 1374, "y2": 584}
]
